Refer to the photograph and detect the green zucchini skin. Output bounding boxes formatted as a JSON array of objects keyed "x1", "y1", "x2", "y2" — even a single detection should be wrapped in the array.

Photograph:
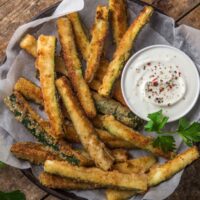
[
  {"x1": 92, "y1": 92, "x2": 144, "y2": 129},
  {"x1": 4, "y1": 92, "x2": 80, "y2": 165}
]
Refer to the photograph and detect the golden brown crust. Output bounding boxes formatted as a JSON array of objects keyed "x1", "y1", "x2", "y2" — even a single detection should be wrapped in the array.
[
  {"x1": 112, "y1": 79, "x2": 126, "y2": 106},
  {"x1": 20, "y1": 34, "x2": 37, "y2": 57},
  {"x1": 57, "y1": 17, "x2": 96, "y2": 118},
  {"x1": 98, "y1": 6, "x2": 154, "y2": 97},
  {"x1": 39, "y1": 172, "x2": 100, "y2": 190},
  {"x1": 111, "y1": 149, "x2": 128, "y2": 163},
  {"x1": 11, "y1": 142, "x2": 61, "y2": 165},
  {"x1": 148, "y1": 146, "x2": 200, "y2": 186},
  {"x1": 68, "y1": 12, "x2": 90, "y2": 61},
  {"x1": 14, "y1": 77, "x2": 43, "y2": 105},
  {"x1": 109, "y1": 0, "x2": 128, "y2": 46},
  {"x1": 97, "y1": 115, "x2": 175, "y2": 159},
  {"x1": 44, "y1": 160, "x2": 147, "y2": 191},
  {"x1": 85, "y1": 6, "x2": 109, "y2": 83},
  {"x1": 106, "y1": 156, "x2": 157, "y2": 200},
  {"x1": 37, "y1": 35, "x2": 64, "y2": 138},
  {"x1": 113, "y1": 156, "x2": 157, "y2": 174},
  {"x1": 106, "y1": 189, "x2": 136, "y2": 200},
  {"x1": 56, "y1": 76, "x2": 114, "y2": 171}
]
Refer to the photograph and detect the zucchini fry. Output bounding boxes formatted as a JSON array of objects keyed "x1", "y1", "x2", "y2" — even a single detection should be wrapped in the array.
[
  {"x1": 4, "y1": 92, "x2": 92, "y2": 166},
  {"x1": 57, "y1": 17, "x2": 96, "y2": 118},
  {"x1": 37, "y1": 35, "x2": 64, "y2": 138},
  {"x1": 68, "y1": 12, "x2": 125, "y2": 105},
  {"x1": 113, "y1": 156, "x2": 157, "y2": 174},
  {"x1": 96, "y1": 129, "x2": 134, "y2": 149},
  {"x1": 44, "y1": 160, "x2": 147, "y2": 191},
  {"x1": 85, "y1": 6, "x2": 109, "y2": 83},
  {"x1": 20, "y1": 34, "x2": 68, "y2": 77},
  {"x1": 39, "y1": 172, "x2": 101, "y2": 190},
  {"x1": 11, "y1": 142, "x2": 61, "y2": 165},
  {"x1": 13, "y1": 77, "x2": 134, "y2": 149},
  {"x1": 106, "y1": 156, "x2": 157, "y2": 200},
  {"x1": 112, "y1": 79, "x2": 126, "y2": 106},
  {"x1": 56, "y1": 76, "x2": 114, "y2": 170},
  {"x1": 98, "y1": 6, "x2": 154, "y2": 97},
  {"x1": 111, "y1": 149, "x2": 128, "y2": 163},
  {"x1": 96, "y1": 115, "x2": 175, "y2": 159},
  {"x1": 109, "y1": 0, "x2": 128, "y2": 46},
  {"x1": 148, "y1": 146, "x2": 199, "y2": 186},
  {"x1": 20, "y1": 34, "x2": 37, "y2": 57},
  {"x1": 14, "y1": 77, "x2": 43, "y2": 105},
  {"x1": 68, "y1": 12, "x2": 90, "y2": 60},
  {"x1": 92, "y1": 92, "x2": 143, "y2": 129}
]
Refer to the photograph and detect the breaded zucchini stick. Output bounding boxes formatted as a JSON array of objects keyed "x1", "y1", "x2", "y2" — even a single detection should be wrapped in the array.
[
  {"x1": 4, "y1": 92, "x2": 92, "y2": 166},
  {"x1": 96, "y1": 129, "x2": 134, "y2": 149},
  {"x1": 40, "y1": 157, "x2": 154, "y2": 191},
  {"x1": 111, "y1": 149, "x2": 128, "y2": 163},
  {"x1": 109, "y1": 0, "x2": 128, "y2": 46},
  {"x1": 20, "y1": 34, "x2": 68, "y2": 77},
  {"x1": 68, "y1": 12, "x2": 125, "y2": 105},
  {"x1": 106, "y1": 156, "x2": 157, "y2": 200},
  {"x1": 12, "y1": 77, "x2": 134, "y2": 149},
  {"x1": 20, "y1": 34, "x2": 37, "y2": 57},
  {"x1": 44, "y1": 160, "x2": 147, "y2": 191},
  {"x1": 56, "y1": 76, "x2": 114, "y2": 170},
  {"x1": 39, "y1": 172, "x2": 101, "y2": 190},
  {"x1": 96, "y1": 115, "x2": 175, "y2": 159},
  {"x1": 98, "y1": 6, "x2": 154, "y2": 97},
  {"x1": 57, "y1": 17, "x2": 96, "y2": 118},
  {"x1": 92, "y1": 92, "x2": 143, "y2": 129},
  {"x1": 11, "y1": 142, "x2": 61, "y2": 165},
  {"x1": 85, "y1": 6, "x2": 109, "y2": 83},
  {"x1": 68, "y1": 12, "x2": 89, "y2": 60},
  {"x1": 113, "y1": 156, "x2": 156, "y2": 174},
  {"x1": 148, "y1": 146, "x2": 199, "y2": 186},
  {"x1": 14, "y1": 77, "x2": 43, "y2": 105},
  {"x1": 37, "y1": 35, "x2": 64, "y2": 138},
  {"x1": 112, "y1": 79, "x2": 126, "y2": 106}
]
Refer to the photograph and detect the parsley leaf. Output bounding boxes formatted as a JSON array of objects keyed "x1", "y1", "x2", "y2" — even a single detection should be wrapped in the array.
[
  {"x1": 153, "y1": 136, "x2": 176, "y2": 153},
  {"x1": 145, "y1": 110, "x2": 200, "y2": 153},
  {"x1": 177, "y1": 118, "x2": 190, "y2": 132},
  {"x1": 178, "y1": 120, "x2": 200, "y2": 146},
  {"x1": 0, "y1": 161, "x2": 5, "y2": 169},
  {"x1": 144, "y1": 110, "x2": 169, "y2": 133},
  {"x1": 0, "y1": 190, "x2": 26, "y2": 200}
]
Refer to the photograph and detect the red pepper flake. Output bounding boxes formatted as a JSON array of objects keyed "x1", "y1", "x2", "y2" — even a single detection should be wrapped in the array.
[
  {"x1": 147, "y1": 62, "x2": 151, "y2": 66},
  {"x1": 152, "y1": 78, "x2": 158, "y2": 86},
  {"x1": 160, "y1": 87, "x2": 164, "y2": 92}
]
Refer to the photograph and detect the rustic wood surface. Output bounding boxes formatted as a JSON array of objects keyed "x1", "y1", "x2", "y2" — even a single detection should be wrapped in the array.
[{"x1": 0, "y1": 0, "x2": 200, "y2": 199}]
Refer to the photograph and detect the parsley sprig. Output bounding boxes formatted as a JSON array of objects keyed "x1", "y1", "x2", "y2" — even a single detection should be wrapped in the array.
[
  {"x1": 144, "y1": 110, "x2": 200, "y2": 153},
  {"x1": 0, "y1": 190, "x2": 25, "y2": 200}
]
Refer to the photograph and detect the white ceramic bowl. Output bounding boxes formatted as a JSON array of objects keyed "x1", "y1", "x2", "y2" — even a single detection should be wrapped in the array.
[{"x1": 121, "y1": 45, "x2": 200, "y2": 122}]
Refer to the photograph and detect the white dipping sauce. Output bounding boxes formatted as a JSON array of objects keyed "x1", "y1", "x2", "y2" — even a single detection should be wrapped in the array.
[{"x1": 121, "y1": 45, "x2": 200, "y2": 122}]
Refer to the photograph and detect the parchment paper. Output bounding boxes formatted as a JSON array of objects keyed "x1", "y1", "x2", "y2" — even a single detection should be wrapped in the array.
[{"x1": 0, "y1": 0, "x2": 200, "y2": 199}]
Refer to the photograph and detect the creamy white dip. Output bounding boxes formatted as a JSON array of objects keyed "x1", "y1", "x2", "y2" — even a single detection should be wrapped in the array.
[{"x1": 121, "y1": 45, "x2": 200, "y2": 122}]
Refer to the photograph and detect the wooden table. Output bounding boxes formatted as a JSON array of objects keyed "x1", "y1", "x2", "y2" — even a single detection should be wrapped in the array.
[{"x1": 0, "y1": 0, "x2": 200, "y2": 199}]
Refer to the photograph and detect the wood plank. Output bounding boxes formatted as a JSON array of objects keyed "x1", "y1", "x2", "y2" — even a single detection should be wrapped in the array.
[
  {"x1": 154, "y1": 0, "x2": 200, "y2": 20},
  {"x1": 0, "y1": 0, "x2": 60, "y2": 61},
  {"x1": 178, "y1": 6, "x2": 200, "y2": 29},
  {"x1": 140, "y1": 0, "x2": 156, "y2": 4},
  {"x1": 0, "y1": 166, "x2": 46, "y2": 200}
]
